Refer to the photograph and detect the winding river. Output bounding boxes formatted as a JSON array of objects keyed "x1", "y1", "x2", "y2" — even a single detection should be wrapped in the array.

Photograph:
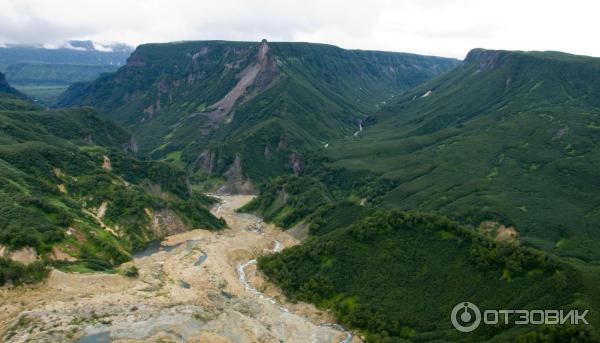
[
  {"x1": 50, "y1": 194, "x2": 356, "y2": 343},
  {"x1": 236, "y1": 235, "x2": 354, "y2": 343}
]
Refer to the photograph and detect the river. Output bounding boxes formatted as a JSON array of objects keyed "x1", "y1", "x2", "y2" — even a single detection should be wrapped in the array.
[{"x1": 0, "y1": 195, "x2": 357, "y2": 342}]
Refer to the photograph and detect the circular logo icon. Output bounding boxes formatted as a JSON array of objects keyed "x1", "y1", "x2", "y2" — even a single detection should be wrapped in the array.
[{"x1": 451, "y1": 302, "x2": 481, "y2": 332}]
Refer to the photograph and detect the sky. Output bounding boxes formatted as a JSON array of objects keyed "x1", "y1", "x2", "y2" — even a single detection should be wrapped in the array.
[{"x1": 0, "y1": 0, "x2": 599, "y2": 59}]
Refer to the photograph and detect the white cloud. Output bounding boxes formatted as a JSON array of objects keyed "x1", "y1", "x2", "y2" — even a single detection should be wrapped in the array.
[{"x1": 0, "y1": 0, "x2": 598, "y2": 58}]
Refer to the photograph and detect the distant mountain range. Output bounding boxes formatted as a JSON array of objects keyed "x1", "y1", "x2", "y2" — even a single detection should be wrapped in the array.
[
  {"x1": 0, "y1": 40, "x2": 134, "y2": 65},
  {"x1": 0, "y1": 40, "x2": 134, "y2": 104}
]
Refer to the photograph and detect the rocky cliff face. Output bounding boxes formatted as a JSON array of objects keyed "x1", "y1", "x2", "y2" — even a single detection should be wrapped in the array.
[
  {"x1": 463, "y1": 48, "x2": 506, "y2": 70},
  {"x1": 57, "y1": 40, "x2": 459, "y2": 188},
  {"x1": 218, "y1": 154, "x2": 256, "y2": 195},
  {"x1": 122, "y1": 136, "x2": 139, "y2": 153}
]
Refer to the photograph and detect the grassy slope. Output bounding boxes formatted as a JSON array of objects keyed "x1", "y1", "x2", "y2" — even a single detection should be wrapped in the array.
[
  {"x1": 57, "y1": 40, "x2": 458, "y2": 183},
  {"x1": 0, "y1": 93, "x2": 224, "y2": 285},
  {"x1": 245, "y1": 50, "x2": 600, "y2": 341},
  {"x1": 324, "y1": 49, "x2": 600, "y2": 261}
]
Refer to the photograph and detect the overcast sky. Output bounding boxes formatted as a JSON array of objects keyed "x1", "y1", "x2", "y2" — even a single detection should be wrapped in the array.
[{"x1": 0, "y1": 0, "x2": 598, "y2": 59}]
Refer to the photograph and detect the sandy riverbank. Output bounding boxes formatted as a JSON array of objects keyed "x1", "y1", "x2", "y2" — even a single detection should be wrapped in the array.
[{"x1": 0, "y1": 195, "x2": 358, "y2": 343}]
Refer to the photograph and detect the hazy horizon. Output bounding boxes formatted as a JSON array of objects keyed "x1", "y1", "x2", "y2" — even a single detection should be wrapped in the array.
[{"x1": 1, "y1": 0, "x2": 599, "y2": 59}]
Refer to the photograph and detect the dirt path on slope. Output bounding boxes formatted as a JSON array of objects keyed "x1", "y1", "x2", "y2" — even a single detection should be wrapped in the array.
[{"x1": 0, "y1": 195, "x2": 359, "y2": 343}]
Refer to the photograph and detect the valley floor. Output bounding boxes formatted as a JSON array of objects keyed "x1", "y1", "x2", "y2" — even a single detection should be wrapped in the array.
[{"x1": 0, "y1": 195, "x2": 357, "y2": 343}]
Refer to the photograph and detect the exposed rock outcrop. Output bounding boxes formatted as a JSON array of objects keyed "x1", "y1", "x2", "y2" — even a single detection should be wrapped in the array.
[
  {"x1": 277, "y1": 137, "x2": 288, "y2": 150},
  {"x1": 218, "y1": 154, "x2": 256, "y2": 195},
  {"x1": 195, "y1": 150, "x2": 216, "y2": 174},
  {"x1": 49, "y1": 246, "x2": 77, "y2": 262},
  {"x1": 122, "y1": 136, "x2": 139, "y2": 153},
  {"x1": 145, "y1": 208, "x2": 189, "y2": 237},
  {"x1": 288, "y1": 153, "x2": 304, "y2": 175},
  {"x1": 200, "y1": 41, "x2": 279, "y2": 127},
  {"x1": 102, "y1": 155, "x2": 112, "y2": 171},
  {"x1": 82, "y1": 134, "x2": 95, "y2": 145},
  {"x1": 0, "y1": 246, "x2": 39, "y2": 264},
  {"x1": 464, "y1": 49, "x2": 505, "y2": 71},
  {"x1": 264, "y1": 145, "x2": 272, "y2": 159}
]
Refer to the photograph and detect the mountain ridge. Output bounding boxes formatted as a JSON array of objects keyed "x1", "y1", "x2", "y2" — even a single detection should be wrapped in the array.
[
  {"x1": 57, "y1": 40, "x2": 459, "y2": 190},
  {"x1": 3, "y1": 40, "x2": 600, "y2": 341},
  {"x1": 0, "y1": 91, "x2": 224, "y2": 285},
  {"x1": 240, "y1": 48, "x2": 600, "y2": 342},
  {"x1": 244, "y1": 48, "x2": 600, "y2": 261}
]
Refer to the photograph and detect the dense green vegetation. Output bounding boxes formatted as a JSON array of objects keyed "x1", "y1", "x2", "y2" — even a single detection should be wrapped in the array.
[
  {"x1": 240, "y1": 155, "x2": 393, "y2": 230},
  {"x1": 321, "y1": 49, "x2": 600, "y2": 261},
  {"x1": 242, "y1": 49, "x2": 600, "y2": 341},
  {"x1": 259, "y1": 210, "x2": 595, "y2": 342},
  {"x1": 0, "y1": 92, "x2": 224, "y2": 285},
  {"x1": 248, "y1": 49, "x2": 600, "y2": 261},
  {"x1": 0, "y1": 259, "x2": 49, "y2": 286},
  {"x1": 5, "y1": 42, "x2": 600, "y2": 341},
  {"x1": 57, "y1": 40, "x2": 458, "y2": 187}
]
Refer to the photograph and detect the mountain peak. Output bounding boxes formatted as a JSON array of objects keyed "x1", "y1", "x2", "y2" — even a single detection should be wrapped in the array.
[{"x1": 463, "y1": 48, "x2": 510, "y2": 69}]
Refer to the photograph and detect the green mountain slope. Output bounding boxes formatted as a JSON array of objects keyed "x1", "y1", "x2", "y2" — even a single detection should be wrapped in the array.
[
  {"x1": 0, "y1": 93, "x2": 224, "y2": 285},
  {"x1": 246, "y1": 48, "x2": 600, "y2": 263},
  {"x1": 244, "y1": 49, "x2": 600, "y2": 341},
  {"x1": 259, "y1": 210, "x2": 595, "y2": 342},
  {"x1": 57, "y1": 40, "x2": 458, "y2": 191},
  {"x1": 0, "y1": 72, "x2": 26, "y2": 99},
  {"x1": 313, "y1": 49, "x2": 600, "y2": 261}
]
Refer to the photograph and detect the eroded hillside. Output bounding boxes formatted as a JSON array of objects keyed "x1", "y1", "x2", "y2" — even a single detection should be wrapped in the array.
[
  {"x1": 0, "y1": 92, "x2": 224, "y2": 286},
  {"x1": 58, "y1": 40, "x2": 458, "y2": 190}
]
